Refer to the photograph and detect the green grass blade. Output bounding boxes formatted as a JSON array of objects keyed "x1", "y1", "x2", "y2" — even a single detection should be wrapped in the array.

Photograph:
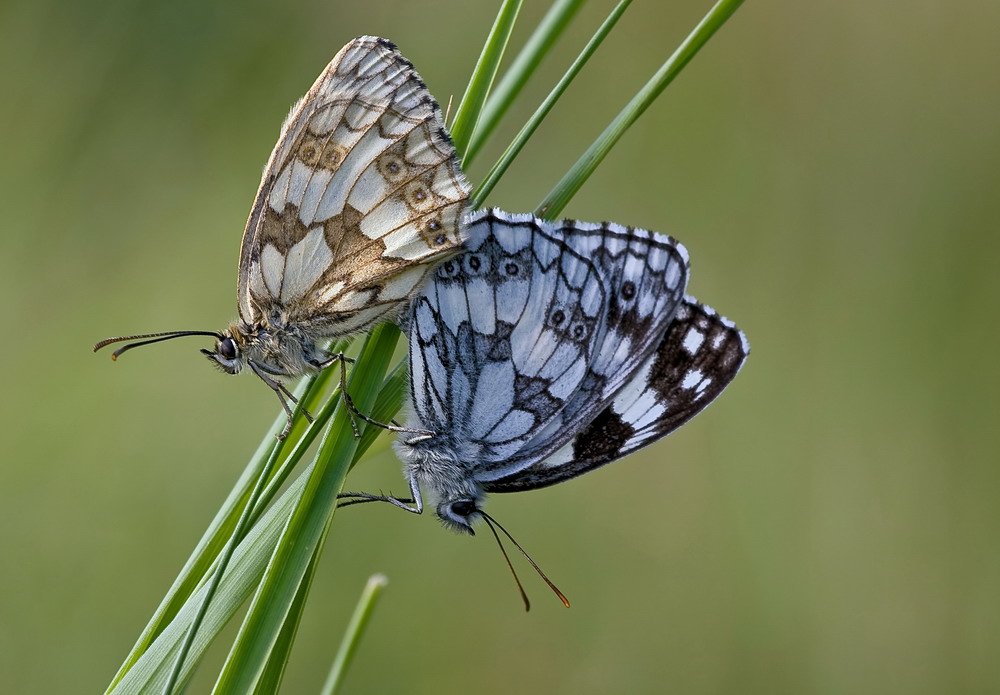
[
  {"x1": 242, "y1": 358, "x2": 408, "y2": 539},
  {"x1": 160, "y1": 435, "x2": 290, "y2": 695},
  {"x1": 243, "y1": 367, "x2": 406, "y2": 694},
  {"x1": 536, "y1": 0, "x2": 745, "y2": 219},
  {"x1": 108, "y1": 329, "x2": 394, "y2": 693},
  {"x1": 212, "y1": 325, "x2": 400, "y2": 694},
  {"x1": 243, "y1": 371, "x2": 356, "y2": 528},
  {"x1": 246, "y1": 366, "x2": 406, "y2": 693},
  {"x1": 104, "y1": 438, "x2": 278, "y2": 693},
  {"x1": 472, "y1": 0, "x2": 633, "y2": 208},
  {"x1": 107, "y1": 352, "x2": 405, "y2": 693},
  {"x1": 108, "y1": 459, "x2": 315, "y2": 693},
  {"x1": 319, "y1": 574, "x2": 389, "y2": 695},
  {"x1": 252, "y1": 549, "x2": 322, "y2": 694},
  {"x1": 463, "y1": 0, "x2": 586, "y2": 167},
  {"x1": 448, "y1": 0, "x2": 523, "y2": 159},
  {"x1": 104, "y1": 362, "x2": 337, "y2": 693},
  {"x1": 159, "y1": 339, "x2": 353, "y2": 695},
  {"x1": 107, "y1": 338, "x2": 352, "y2": 692}
]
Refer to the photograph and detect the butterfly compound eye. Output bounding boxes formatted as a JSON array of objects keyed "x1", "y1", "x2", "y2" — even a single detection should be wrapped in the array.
[
  {"x1": 218, "y1": 337, "x2": 238, "y2": 361},
  {"x1": 450, "y1": 500, "x2": 477, "y2": 517}
]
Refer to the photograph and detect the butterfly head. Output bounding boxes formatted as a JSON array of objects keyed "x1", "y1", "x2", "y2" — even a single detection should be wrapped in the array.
[
  {"x1": 201, "y1": 331, "x2": 245, "y2": 375},
  {"x1": 436, "y1": 498, "x2": 482, "y2": 535}
]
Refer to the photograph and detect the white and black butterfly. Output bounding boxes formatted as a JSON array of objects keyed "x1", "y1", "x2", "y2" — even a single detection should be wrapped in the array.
[
  {"x1": 339, "y1": 209, "x2": 748, "y2": 539},
  {"x1": 95, "y1": 37, "x2": 470, "y2": 436}
]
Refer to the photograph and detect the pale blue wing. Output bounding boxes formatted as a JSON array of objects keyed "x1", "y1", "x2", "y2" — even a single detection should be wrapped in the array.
[
  {"x1": 473, "y1": 214, "x2": 690, "y2": 481},
  {"x1": 406, "y1": 209, "x2": 607, "y2": 463}
]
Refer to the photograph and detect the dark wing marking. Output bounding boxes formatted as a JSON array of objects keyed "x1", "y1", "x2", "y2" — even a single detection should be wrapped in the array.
[{"x1": 483, "y1": 298, "x2": 749, "y2": 492}]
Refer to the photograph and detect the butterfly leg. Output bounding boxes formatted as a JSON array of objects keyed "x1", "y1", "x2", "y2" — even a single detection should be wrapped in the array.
[
  {"x1": 249, "y1": 361, "x2": 304, "y2": 439},
  {"x1": 336, "y1": 354, "x2": 364, "y2": 438},
  {"x1": 274, "y1": 382, "x2": 314, "y2": 423},
  {"x1": 309, "y1": 352, "x2": 362, "y2": 437},
  {"x1": 312, "y1": 352, "x2": 354, "y2": 369},
  {"x1": 337, "y1": 476, "x2": 424, "y2": 514},
  {"x1": 321, "y1": 353, "x2": 436, "y2": 441}
]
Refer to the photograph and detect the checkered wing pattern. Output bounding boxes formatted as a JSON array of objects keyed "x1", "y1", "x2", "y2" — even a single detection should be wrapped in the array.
[
  {"x1": 483, "y1": 298, "x2": 749, "y2": 491},
  {"x1": 407, "y1": 210, "x2": 608, "y2": 464},
  {"x1": 238, "y1": 36, "x2": 470, "y2": 338}
]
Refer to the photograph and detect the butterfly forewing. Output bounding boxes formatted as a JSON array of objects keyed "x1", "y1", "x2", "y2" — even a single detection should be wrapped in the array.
[
  {"x1": 483, "y1": 298, "x2": 749, "y2": 492},
  {"x1": 408, "y1": 210, "x2": 607, "y2": 464},
  {"x1": 239, "y1": 36, "x2": 470, "y2": 337}
]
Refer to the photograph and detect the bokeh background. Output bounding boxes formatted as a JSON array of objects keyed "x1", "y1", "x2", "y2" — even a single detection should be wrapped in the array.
[{"x1": 3, "y1": 0, "x2": 999, "y2": 692}]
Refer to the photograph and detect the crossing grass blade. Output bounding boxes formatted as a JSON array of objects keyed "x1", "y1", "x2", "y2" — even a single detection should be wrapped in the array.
[
  {"x1": 104, "y1": 348, "x2": 344, "y2": 694},
  {"x1": 108, "y1": 445, "x2": 321, "y2": 693},
  {"x1": 106, "y1": 349, "x2": 408, "y2": 693},
  {"x1": 472, "y1": 0, "x2": 633, "y2": 208},
  {"x1": 463, "y1": 0, "x2": 586, "y2": 167},
  {"x1": 448, "y1": 0, "x2": 523, "y2": 158},
  {"x1": 537, "y1": 0, "x2": 746, "y2": 220}
]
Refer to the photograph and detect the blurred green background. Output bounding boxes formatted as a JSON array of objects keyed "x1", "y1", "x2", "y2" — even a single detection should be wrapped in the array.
[{"x1": 3, "y1": 0, "x2": 999, "y2": 692}]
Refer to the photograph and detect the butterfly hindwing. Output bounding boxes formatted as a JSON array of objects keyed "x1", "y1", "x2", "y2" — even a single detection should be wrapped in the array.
[
  {"x1": 407, "y1": 210, "x2": 608, "y2": 465},
  {"x1": 238, "y1": 36, "x2": 470, "y2": 338},
  {"x1": 483, "y1": 298, "x2": 749, "y2": 492}
]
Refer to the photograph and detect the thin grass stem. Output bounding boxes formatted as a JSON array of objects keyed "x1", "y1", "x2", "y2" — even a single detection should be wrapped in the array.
[
  {"x1": 536, "y1": 0, "x2": 745, "y2": 219},
  {"x1": 448, "y1": 0, "x2": 523, "y2": 158},
  {"x1": 320, "y1": 575, "x2": 389, "y2": 695},
  {"x1": 463, "y1": 0, "x2": 586, "y2": 166},
  {"x1": 472, "y1": 0, "x2": 633, "y2": 208}
]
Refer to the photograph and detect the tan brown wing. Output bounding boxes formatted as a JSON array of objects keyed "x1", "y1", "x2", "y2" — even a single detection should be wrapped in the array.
[{"x1": 238, "y1": 36, "x2": 470, "y2": 336}]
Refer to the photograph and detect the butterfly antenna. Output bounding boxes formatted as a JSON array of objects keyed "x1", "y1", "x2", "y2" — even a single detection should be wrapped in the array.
[
  {"x1": 481, "y1": 513, "x2": 531, "y2": 612},
  {"x1": 93, "y1": 331, "x2": 223, "y2": 360},
  {"x1": 480, "y1": 511, "x2": 571, "y2": 610}
]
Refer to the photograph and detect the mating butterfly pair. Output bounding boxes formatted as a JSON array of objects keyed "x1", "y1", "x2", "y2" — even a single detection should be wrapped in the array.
[
  {"x1": 95, "y1": 38, "x2": 748, "y2": 546},
  {"x1": 378, "y1": 208, "x2": 748, "y2": 536}
]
